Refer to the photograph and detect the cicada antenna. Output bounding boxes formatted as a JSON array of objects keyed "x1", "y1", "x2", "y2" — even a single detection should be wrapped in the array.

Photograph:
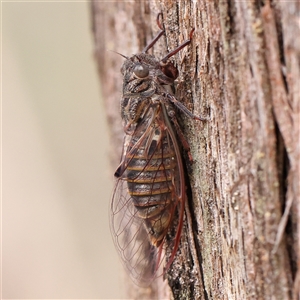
[{"x1": 108, "y1": 49, "x2": 129, "y2": 60}]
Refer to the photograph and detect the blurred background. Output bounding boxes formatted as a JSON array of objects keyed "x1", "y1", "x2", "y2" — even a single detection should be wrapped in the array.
[{"x1": 2, "y1": 2, "x2": 125, "y2": 299}]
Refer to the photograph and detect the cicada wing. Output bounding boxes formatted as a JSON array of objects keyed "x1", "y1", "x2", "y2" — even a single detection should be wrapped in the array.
[
  {"x1": 110, "y1": 178, "x2": 163, "y2": 286},
  {"x1": 111, "y1": 108, "x2": 163, "y2": 285}
]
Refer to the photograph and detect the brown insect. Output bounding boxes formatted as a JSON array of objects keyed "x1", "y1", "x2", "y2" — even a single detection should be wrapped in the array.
[{"x1": 110, "y1": 14, "x2": 203, "y2": 286}]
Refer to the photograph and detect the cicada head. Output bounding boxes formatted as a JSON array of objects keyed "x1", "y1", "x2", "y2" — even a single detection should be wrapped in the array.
[{"x1": 121, "y1": 53, "x2": 178, "y2": 88}]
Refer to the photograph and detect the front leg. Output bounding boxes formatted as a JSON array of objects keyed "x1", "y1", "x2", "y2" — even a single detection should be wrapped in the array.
[{"x1": 165, "y1": 93, "x2": 207, "y2": 121}]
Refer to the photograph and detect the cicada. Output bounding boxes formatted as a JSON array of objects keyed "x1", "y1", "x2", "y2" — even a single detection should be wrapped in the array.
[{"x1": 110, "y1": 14, "x2": 203, "y2": 286}]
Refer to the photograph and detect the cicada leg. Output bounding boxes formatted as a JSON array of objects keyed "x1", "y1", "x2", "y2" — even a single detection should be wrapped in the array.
[
  {"x1": 143, "y1": 14, "x2": 195, "y2": 61},
  {"x1": 161, "y1": 28, "x2": 195, "y2": 63},
  {"x1": 166, "y1": 94, "x2": 208, "y2": 121},
  {"x1": 142, "y1": 13, "x2": 165, "y2": 53}
]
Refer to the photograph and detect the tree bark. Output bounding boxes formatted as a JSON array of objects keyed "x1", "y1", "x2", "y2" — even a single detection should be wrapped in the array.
[{"x1": 91, "y1": 1, "x2": 299, "y2": 299}]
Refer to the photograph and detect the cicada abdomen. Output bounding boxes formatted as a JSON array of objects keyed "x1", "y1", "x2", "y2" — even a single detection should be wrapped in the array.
[{"x1": 110, "y1": 14, "x2": 203, "y2": 286}]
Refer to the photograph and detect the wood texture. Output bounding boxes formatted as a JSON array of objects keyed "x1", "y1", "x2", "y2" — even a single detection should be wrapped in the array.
[{"x1": 91, "y1": 1, "x2": 299, "y2": 299}]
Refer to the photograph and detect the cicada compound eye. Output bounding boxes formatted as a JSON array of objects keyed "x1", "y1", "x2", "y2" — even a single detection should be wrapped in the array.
[{"x1": 133, "y1": 64, "x2": 149, "y2": 78}]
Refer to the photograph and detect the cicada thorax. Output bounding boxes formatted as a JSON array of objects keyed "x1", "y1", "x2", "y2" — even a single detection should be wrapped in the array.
[{"x1": 123, "y1": 106, "x2": 180, "y2": 248}]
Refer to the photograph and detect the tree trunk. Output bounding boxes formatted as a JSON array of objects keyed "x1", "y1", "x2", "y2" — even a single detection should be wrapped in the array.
[{"x1": 90, "y1": 1, "x2": 299, "y2": 299}]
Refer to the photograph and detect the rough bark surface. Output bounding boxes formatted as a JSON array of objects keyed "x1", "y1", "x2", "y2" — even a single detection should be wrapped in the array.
[{"x1": 91, "y1": 1, "x2": 299, "y2": 299}]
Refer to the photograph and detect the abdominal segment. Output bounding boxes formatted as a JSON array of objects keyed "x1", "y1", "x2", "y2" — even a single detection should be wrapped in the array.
[{"x1": 125, "y1": 148, "x2": 177, "y2": 247}]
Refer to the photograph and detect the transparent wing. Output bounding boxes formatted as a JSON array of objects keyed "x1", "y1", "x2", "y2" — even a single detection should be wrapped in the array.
[
  {"x1": 110, "y1": 179, "x2": 162, "y2": 285},
  {"x1": 110, "y1": 105, "x2": 185, "y2": 286}
]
